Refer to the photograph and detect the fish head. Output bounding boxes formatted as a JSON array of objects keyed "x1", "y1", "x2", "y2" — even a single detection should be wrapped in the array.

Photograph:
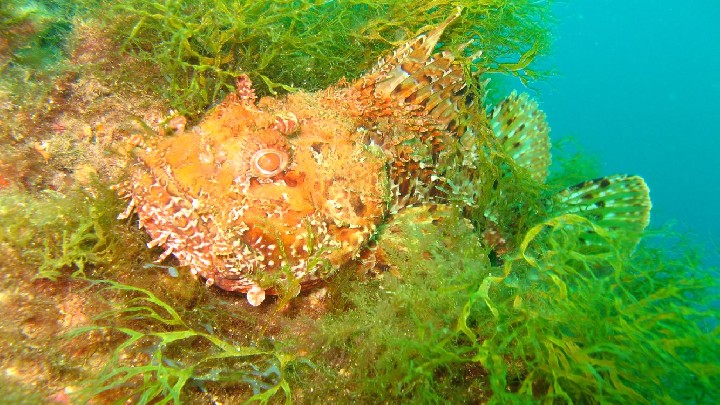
[{"x1": 122, "y1": 76, "x2": 390, "y2": 303}]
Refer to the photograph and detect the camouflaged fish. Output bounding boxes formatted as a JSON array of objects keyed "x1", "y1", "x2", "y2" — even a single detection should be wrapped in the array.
[{"x1": 118, "y1": 10, "x2": 651, "y2": 306}]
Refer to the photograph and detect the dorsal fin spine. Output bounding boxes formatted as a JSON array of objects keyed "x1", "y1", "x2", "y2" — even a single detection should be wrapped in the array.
[{"x1": 354, "y1": 8, "x2": 465, "y2": 120}]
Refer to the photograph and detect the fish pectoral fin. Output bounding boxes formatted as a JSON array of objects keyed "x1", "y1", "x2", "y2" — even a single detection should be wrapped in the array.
[
  {"x1": 490, "y1": 92, "x2": 551, "y2": 182},
  {"x1": 549, "y1": 175, "x2": 652, "y2": 252}
]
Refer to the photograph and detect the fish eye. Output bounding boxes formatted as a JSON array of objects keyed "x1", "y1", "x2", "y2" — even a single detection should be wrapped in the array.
[{"x1": 250, "y1": 148, "x2": 289, "y2": 177}]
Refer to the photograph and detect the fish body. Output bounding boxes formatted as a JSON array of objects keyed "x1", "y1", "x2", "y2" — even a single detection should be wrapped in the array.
[
  {"x1": 119, "y1": 11, "x2": 650, "y2": 305},
  {"x1": 120, "y1": 82, "x2": 390, "y2": 300}
]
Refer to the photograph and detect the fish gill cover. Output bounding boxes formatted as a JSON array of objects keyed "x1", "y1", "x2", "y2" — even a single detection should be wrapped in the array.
[{"x1": 0, "y1": 0, "x2": 717, "y2": 404}]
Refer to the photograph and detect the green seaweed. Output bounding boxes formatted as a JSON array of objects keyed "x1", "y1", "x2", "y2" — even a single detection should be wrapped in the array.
[
  {"x1": 98, "y1": 0, "x2": 552, "y2": 116},
  {"x1": 0, "y1": 0, "x2": 73, "y2": 69},
  {"x1": 303, "y1": 207, "x2": 491, "y2": 402},
  {"x1": 68, "y1": 279, "x2": 297, "y2": 404},
  {"x1": 1, "y1": 0, "x2": 553, "y2": 123},
  {"x1": 0, "y1": 186, "x2": 118, "y2": 280},
  {"x1": 297, "y1": 135, "x2": 717, "y2": 402},
  {"x1": 304, "y1": 213, "x2": 719, "y2": 403},
  {"x1": 468, "y1": 217, "x2": 718, "y2": 403},
  {"x1": 0, "y1": 1, "x2": 69, "y2": 124}
]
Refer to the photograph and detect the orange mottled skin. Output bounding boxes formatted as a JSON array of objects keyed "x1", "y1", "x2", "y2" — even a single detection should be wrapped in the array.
[{"x1": 119, "y1": 77, "x2": 441, "y2": 298}]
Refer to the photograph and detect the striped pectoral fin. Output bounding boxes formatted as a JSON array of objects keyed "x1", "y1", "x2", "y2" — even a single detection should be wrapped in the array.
[
  {"x1": 490, "y1": 92, "x2": 551, "y2": 182},
  {"x1": 551, "y1": 174, "x2": 652, "y2": 251}
]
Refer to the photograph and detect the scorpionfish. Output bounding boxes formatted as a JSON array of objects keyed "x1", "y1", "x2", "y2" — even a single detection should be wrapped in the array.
[{"x1": 118, "y1": 10, "x2": 651, "y2": 306}]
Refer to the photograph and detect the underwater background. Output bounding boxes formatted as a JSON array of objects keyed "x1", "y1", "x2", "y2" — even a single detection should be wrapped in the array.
[
  {"x1": 531, "y1": 0, "x2": 720, "y2": 266},
  {"x1": 0, "y1": 0, "x2": 719, "y2": 403}
]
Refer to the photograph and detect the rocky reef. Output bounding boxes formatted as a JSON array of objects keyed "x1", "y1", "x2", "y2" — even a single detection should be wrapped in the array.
[{"x1": 0, "y1": 1, "x2": 717, "y2": 403}]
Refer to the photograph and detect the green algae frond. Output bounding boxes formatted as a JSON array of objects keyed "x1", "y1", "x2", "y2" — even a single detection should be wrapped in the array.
[
  {"x1": 102, "y1": 0, "x2": 553, "y2": 115},
  {"x1": 0, "y1": 0, "x2": 75, "y2": 69},
  {"x1": 69, "y1": 280, "x2": 296, "y2": 404},
  {"x1": 0, "y1": 185, "x2": 127, "y2": 280},
  {"x1": 306, "y1": 212, "x2": 719, "y2": 403},
  {"x1": 468, "y1": 221, "x2": 718, "y2": 402}
]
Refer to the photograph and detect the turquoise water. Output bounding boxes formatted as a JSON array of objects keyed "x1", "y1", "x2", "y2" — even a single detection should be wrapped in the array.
[{"x1": 533, "y1": 1, "x2": 720, "y2": 264}]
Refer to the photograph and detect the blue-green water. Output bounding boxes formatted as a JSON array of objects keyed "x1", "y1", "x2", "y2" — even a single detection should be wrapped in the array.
[{"x1": 534, "y1": 1, "x2": 720, "y2": 264}]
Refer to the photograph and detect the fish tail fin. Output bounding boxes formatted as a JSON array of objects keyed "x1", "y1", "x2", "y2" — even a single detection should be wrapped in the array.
[
  {"x1": 490, "y1": 92, "x2": 551, "y2": 182},
  {"x1": 551, "y1": 175, "x2": 652, "y2": 251}
]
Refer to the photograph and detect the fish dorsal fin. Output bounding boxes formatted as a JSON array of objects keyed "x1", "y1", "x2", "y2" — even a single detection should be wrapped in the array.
[
  {"x1": 490, "y1": 92, "x2": 551, "y2": 182},
  {"x1": 354, "y1": 8, "x2": 468, "y2": 127},
  {"x1": 551, "y1": 175, "x2": 652, "y2": 250}
]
